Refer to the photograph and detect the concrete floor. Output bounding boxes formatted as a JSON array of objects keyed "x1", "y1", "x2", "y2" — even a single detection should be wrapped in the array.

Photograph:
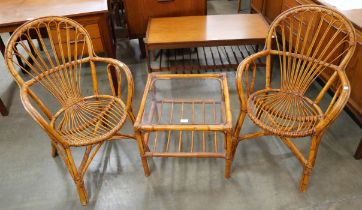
[{"x1": 0, "y1": 1, "x2": 362, "y2": 209}]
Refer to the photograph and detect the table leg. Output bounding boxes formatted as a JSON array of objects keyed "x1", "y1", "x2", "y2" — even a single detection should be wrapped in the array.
[
  {"x1": 237, "y1": 0, "x2": 242, "y2": 13},
  {"x1": 146, "y1": 46, "x2": 152, "y2": 73},
  {"x1": 7, "y1": 32, "x2": 28, "y2": 74},
  {"x1": 0, "y1": 34, "x2": 6, "y2": 57},
  {"x1": 0, "y1": 98, "x2": 8, "y2": 116},
  {"x1": 98, "y1": 12, "x2": 120, "y2": 94},
  {"x1": 135, "y1": 131, "x2": 150, "y2": 176},
  {"x1": 0, "y1": 36, "x2": 9, "y2": 116},
  {"x1": 99, "y1": 12, "x2": 116, "y2": 58},
  {"x1": 225, "y1": 131, "x2": 232, "y2": 178},
  {"x1": 138, "y1": 37, "x2": 146, "y2": 58},
  {"x1": 354, "y1": 138, "x2": 362, "y2": 160},
  {"x1": 113, "y1": 0, "x2": 122, "y2": 27}
]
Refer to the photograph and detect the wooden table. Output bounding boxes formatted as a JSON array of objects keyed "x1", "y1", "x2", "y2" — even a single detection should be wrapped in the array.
[
  {"x1": 0, "y1": 0, "x2": 115, "y2": 116},
  {"x1": 145, "y1": 14, "x2": 269, "y2": 72},
  {"x1": 134, "y1": 73, "x2": 233, "y2": 177}
]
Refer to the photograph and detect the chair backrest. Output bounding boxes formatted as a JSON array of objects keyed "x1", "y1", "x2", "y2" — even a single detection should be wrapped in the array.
[
  {"x1": 5, "y1": 16, "x2": 95, "y2": 108},
  {"x1": 265, "y1": 5, "x2": 356, "y2": 95}
]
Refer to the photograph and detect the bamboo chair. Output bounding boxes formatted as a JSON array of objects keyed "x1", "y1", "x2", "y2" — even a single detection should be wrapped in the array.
[
  {"x1": 233, "y1": 5, "x2": 356, "y2": 192},
  {"x1": 4, "y1": 16, "x2": 135, "y2": 205}
]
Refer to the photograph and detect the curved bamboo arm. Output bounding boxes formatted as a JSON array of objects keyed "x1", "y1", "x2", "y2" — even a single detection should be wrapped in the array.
[
  {"x1": 315, "y1": 70, "x2": 350, "y2": 133},
  {"x1": 20, "y1": 87, "x2": 69, "y2": 146},
  {"x1": 236, "y1": 50, "x2": 271, "y2": 111},
  {"x1": 90, "y1": 57, "x2": 134, "y2": 113}
]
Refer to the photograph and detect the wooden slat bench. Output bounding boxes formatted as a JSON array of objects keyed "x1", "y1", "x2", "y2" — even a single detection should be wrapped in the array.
[{"x1": 145, "y1": 14, "x2": 269, "y2": 72}]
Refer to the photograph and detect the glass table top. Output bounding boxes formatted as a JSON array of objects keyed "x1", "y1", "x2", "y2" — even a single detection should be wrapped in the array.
[{"x1": 138, "y1": 74, "x2": 230, "y2": 127}]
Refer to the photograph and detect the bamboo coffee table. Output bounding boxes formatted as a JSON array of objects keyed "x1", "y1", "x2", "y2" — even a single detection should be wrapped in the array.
[{"x1": 134, "y1": 73, "x2": 233, "y2": 178}]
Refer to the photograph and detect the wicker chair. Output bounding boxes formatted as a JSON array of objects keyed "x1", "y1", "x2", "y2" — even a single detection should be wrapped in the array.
[
  {"x1": 233, "y1": 5, "x2": 356, "y2": 192},
  {"x1": 5, "y1": 16, "x2": 135, "y2": 205}
]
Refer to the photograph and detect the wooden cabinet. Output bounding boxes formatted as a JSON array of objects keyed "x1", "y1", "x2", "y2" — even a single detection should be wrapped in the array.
[
  {"x1": 251, "y1": 0, "x2": 283, "y2": 23},
  {"x1": 50, "y1": 22, "x2": 104, "y2": 57},
  {"x1": 123, "y1": 0, "x2": 207, "y2": 38},
  {"x1": 281, "y1": 0, "x2": 314, "y2": 12},
  {"x1": 264, "y1": 0, "x2": 283, "y2": 23},
  {"x1": 251, "y1": 0, "x2": 264, "y2": 13},
  {"x1": 73, "y1": 14, "x2": 114, "y2": 57},
  {"x1": 345, "y1": 32, "x2": 362, "y2": 123}
]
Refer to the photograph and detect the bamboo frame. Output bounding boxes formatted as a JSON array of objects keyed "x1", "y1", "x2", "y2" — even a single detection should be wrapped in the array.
[
  {"x1": 233, "y1": 5, "x2": 356, "y2": 192},
  {"x1": 4, "y1": 16, "x2": 136, "y2": 205},
  {"x1": 134, "y1": 73, "x2": 233, "y2": 178}
]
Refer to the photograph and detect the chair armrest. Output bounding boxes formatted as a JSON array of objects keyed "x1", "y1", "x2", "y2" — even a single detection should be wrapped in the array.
[
  {"x1": 236, "y1": 50, "x2": 271, "y2": 110},
  {"x1": 90, "y1": 56, "x2": 134, "y2": 112},
  {"x1": 20, "y1": 87, "x2": 67, "y2": 145},
  {"x1": 315, "y1": 70, "x2": 351, "y2": 133}
]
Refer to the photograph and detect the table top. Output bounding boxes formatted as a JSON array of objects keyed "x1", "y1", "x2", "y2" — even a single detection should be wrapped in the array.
[
  {"x1": 0, "y1": 0, "x2": 108, "y2": 29},
  {"x1": 135, "y1": 73, "x2": 232, "y2": 131},
  {"x1": 146, "y1": 14, "x2": 269, "y2": 47}
]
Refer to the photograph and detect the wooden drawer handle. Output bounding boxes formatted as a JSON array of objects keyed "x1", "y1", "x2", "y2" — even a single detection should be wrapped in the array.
[
  {"x1": 157, "y1": 0, "x2": 174, "y2": 2},
  {"x1": 69, "y1": 40, "x2": 85, "y2": 44}
]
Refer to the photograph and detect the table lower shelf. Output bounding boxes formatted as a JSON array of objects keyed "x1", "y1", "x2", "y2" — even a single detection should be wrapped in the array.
[
  {"x1": 148, "y1": 44, "x2": 265, "y2": 73},
  {"x1": 145, "y1": 152, "x2": 226, "y2": 158},
  {"x1": 143, "y1": 130, "x2": 227, "y2": 158}
]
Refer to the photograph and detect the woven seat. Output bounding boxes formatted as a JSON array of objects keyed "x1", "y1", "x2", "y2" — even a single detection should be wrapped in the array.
[
  {"x1": 233, "y1": 5, "x2": 356, "y2": 192},
  {"x1": 51, "y1": 96, "x2": 127, "y2": 146},
  {"x1": 247, "y1": 89, "x2": 323, "y2": 137}
]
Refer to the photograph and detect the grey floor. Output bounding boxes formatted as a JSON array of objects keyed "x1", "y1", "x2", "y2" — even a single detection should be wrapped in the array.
[{"x1": 1, "y1": 1, "x2": 362, "y2": 210}]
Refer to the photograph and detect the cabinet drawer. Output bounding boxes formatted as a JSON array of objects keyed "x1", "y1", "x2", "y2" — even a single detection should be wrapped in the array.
[
  {"x1": 83, "y1": 24, "x2": 101, "y2": 39},
  {"x1": 144, "y1": 0, "x2": 206, "y2": 18},
  {"x1": 50, "y1": 23, "x2": 101, "y2": 45},
  {"x1": 53, "y1": 38, "x2": 103, "y2": 57}
]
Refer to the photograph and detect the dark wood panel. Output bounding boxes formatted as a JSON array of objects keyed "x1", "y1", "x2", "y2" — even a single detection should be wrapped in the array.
[
  {"x1": 264, "y1": 0, "x2": 283, "y2": 22},
  {"x1": 124, "y1": 0, "x2": 206, "y2": 38},
  {"x1": 345, "y1": 32, "x2": 362, "y2": 125},
  {"x1": 251, "y1": 0, "x2": 264, "y2": 13}
]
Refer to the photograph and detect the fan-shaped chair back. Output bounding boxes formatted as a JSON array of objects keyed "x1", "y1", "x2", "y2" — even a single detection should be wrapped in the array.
[
  {"x1": 265, "y1": 5, "x2": 356, "y2": 94},
  {"x1": 5, "y1": 17, "x2": 96, "y2": 107}
]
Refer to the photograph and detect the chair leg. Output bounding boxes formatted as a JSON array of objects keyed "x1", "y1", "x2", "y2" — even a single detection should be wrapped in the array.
[
  {"x1": 51, "y1": 142, "x2": 58, "y2": 157},
  {"x1": 64, "y1": 148, "x2": 89, "y2": 205},
  {"x1": 224, "y1": 132, "x2": 232, "y2": 178},
  {"x1": 60, "y1": 143, "x2": 103, "y2": 205},
  {"x1": 237, "y1": 0, "x2": 242, "y2": 13},
  {"x1": 354, "y1": 138, "x2": 362, "y2": 160},
  {"x1": 0, "y1": 98, "x2": 8, "y2": 116},
  {"x1": 232, "y1": 111, "x2": 247, "y2": 158},
  {"x1": 135, "y1": 131, "x2": 150, "y2": 176},
  {"x1": 299, "y1": 133, "x2": 323, "y2": 192}
]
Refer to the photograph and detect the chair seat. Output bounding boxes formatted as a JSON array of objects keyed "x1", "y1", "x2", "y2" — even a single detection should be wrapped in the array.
[
  {"x1": 247, "y1": 89, "x2": 324, "y2": 137},
  {"x1": 51, "y1": 95, "x2": 127, "y2": 146}
]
